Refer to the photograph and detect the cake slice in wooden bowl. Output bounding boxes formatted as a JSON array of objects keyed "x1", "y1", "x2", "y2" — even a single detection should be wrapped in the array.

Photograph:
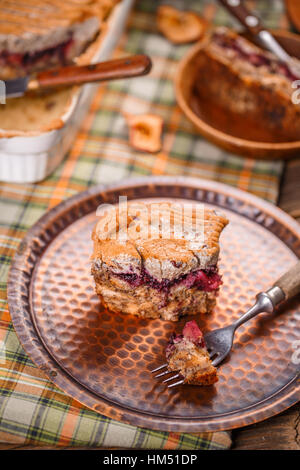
[{"x1": 193, "y1": 27, "x2": 300, "y2": 142}]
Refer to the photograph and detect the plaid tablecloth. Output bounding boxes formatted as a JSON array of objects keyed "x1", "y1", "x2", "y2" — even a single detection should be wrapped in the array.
[{"x1": 0, "y1": 0, "x2": 289, "y2": 449}]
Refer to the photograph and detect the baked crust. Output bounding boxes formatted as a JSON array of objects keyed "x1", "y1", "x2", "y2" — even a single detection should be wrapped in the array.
[
  {"x1": 0, "y1": 0, "x2": 119, "y2": 136},
  {"x1": 1, "y1": 1, "x2": 96, "y2": 36},
  {"x1": 91, "y1": 201, "x2": 228, "y2": 320},
  {"x1": 166, "y1": 320, "x2": 218, "y2": 385},
  {"x1": 0, "y1": 88, "x2": 74, "y2": 136},
  {"x1": 92, "y1": 200, "x2": 228, "y2": 280},
  {"x1": 0, "y1": 0, "x2": 118, "y2": 47},
  {"x1": 0, "y1": 1, "x2": 120, "y2": 80},
  {"x1": 194, "y1": 27, "x2": 300, "y2": 142}
]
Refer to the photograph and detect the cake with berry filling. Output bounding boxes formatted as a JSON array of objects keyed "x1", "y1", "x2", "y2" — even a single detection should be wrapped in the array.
[
  {"x1": 91, "y1": 200, "x2": 228, "y2": 321},
  {"x1": 0, "y1": 0, "x2": 119, "y2": 80},
  {"x1": 194, "y1": 27, "x2": 300, "y2": 142},
  {"x1": 166, "y1": 320, "x2": 217, "y2": 385}
]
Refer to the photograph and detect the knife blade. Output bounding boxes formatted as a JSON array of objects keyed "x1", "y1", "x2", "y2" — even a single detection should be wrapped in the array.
[
  {"x1": 3, "y1": 55, "x2": 152, "y2": 99},
  {"x1": 258, "y1": 30, "x2": 300, "y2": 79},
  {"x1": 4, "y1": 76, "x2": 30, "y2": 98}
]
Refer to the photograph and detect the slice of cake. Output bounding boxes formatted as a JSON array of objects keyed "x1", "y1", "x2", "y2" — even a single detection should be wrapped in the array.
[
  {"x1": 193, "y1": 27, "x2": 300, "y2": 142},
  {"x1": 91, "y1": 200, "x2": 228, "y2": 321},
  {"x1": 166, "y1": 320, "x2": 217, "y2": 385},
  {"x1": 0, "y1": 0, "x2": 119, "y2": 80}
]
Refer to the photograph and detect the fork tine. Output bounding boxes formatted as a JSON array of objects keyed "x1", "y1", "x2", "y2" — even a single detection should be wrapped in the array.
[
  {"x1": 209, "y1": 350, "x2": 217, "y2": 360},
  {"x1": 155, "y1": 369, "x2": 172, "y2": 378},
  {"x1": 151, "y1": 363, "x2": 168, "y2": 373},
  {"x1": 167, "y1": 378, "x2": 184, "y2": 388},
  {"x1": 162, "y1": 373, "x2": 180, "y2": 383},
  {"x1": 212, "y1": 354, "x2": 224, "y2": 367}
]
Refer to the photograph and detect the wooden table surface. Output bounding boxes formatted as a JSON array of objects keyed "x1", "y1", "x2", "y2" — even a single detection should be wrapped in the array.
[
  {"x1": 0, "y1": 159, "x2": 299, "y2": 451},
  {"x1": 232, "y1": 158, "x2": 300, "y2": 450}
]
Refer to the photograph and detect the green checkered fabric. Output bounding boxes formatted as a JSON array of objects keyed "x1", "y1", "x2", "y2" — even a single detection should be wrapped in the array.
[{"x1": 0, "y1": 0, "x2": 288, "y2": 449}]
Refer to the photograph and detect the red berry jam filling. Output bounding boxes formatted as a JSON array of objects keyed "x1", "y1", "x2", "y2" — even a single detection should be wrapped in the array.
[
  {"x1": 113, "y1": 266, "x2": 222, "y2": 293},
  {"x1": 0, "y1": 38, "x2": 74, "y2": 71},
  {"x1": 212, "y1": 31, "x2": 298, "y2": 82},
  {"x1": 166, "y1": 320, "x2": 206, "y2": 359},
  {"x1": 182, "y1": 320, "x2": 205, "y2": 344}
]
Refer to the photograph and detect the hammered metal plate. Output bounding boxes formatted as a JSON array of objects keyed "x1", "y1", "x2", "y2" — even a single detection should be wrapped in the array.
[{"x1": 8, "y1": 177, "x2": 300, "y2": 432}]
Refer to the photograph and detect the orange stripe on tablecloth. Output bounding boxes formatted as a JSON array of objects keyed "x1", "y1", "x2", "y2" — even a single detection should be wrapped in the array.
[
  {"x1": 0, "y1": 185, "x2": 84, "y2": 206},
  {"x1": 0, "y1": 185, "x2": 68, "y2": 200},
  {"x1": 0, "y1": 430, "x2": 26, "y2": 445},
  {"x1": 0, "y1": 236, "x2": 19, "y2": 248},
  {"x1": 106, "y1": 89, "x2": 177, "y2": 113},
  {"x1": 114, "y1": 32, "x2": 128, "y2": 55},
  {"x1": 0, "y1": 182, "x2": 30, "y2": 195},
  {"x1": 202, "y1": 2, "x2": 217, "y2": 23},
  {"x1": 0, "y1": 374, "x2": 73, "y2": 407},
  {"x1": 78, "y1": 135, "x2": 279, "y2": 189},
  {"x1": 57, "y1": 407, "x2": 81, "y2": 445},
  {"x1": 151, "y1": 151, "x2": 168, "y2": 175},
  {"x1": 80, "y1": 141, "x2": 280, "y2": 185},
  {"x1": 47, "y1": 86, "x2": 106, "y2": 209},
  {"x1": 236, "y1": 159, "x2": 255, "y2": 192},
  {"x1": 0, "y1": 328, "x2": 7, "y2": 342},
  {"x1": 0, "y1": 248, "x2": 17, "y2": 261},
  {"x1": 79, "y1": 95, "x2": 193, "y2": 134},
  {"x1": 0, "y1": 306, "x2": 11, "y2": 323},
  {"x1": 5, "y1": 380, "x2": 45, "y2": 398},
  {"x1": 163, "y1": 432, "x2": 180, "y2": 449},
  {"x1": 279, "y1": 8, "x2": 289, "y2": 29},
  {"x1": 83, "y1": 147, "x2": 160, "y2": 173},
  {"x1": 152, "y1": 106, "x2": 182, "y2": 175},
  {"x1": 0, "y1": 368, "x2": 49, "y2": 388}
]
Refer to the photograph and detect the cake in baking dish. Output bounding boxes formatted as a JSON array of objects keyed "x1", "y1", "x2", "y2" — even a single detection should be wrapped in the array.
[
  {"x1": 0, "y1": 0, "x2": 119, "y2": 79},
  {"x1": 91, "y1": 200, "x2": 228, "y2": 321},
  {"x1": 166, "y1": 320, "x2": 218, "y2": 385}
]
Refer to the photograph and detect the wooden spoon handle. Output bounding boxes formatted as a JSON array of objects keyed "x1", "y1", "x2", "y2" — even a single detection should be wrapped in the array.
[
  {"x1": 218, "y1": 0, "x2": 263, "y2": 36},
  {"x1": 273, "y1": 260, "x2": 300, "y2": 300},
  {"x1": 28, "y1": 55, "x2": 152, "y2": 90}
]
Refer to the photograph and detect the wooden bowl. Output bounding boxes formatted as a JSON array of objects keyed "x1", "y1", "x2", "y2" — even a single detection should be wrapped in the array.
[
  {"x1": 285, "y1": 0, "x2": 300, "y2": 33},
  {"x1": 175, "y1": 29, "x2": 300, "y2": 160}
]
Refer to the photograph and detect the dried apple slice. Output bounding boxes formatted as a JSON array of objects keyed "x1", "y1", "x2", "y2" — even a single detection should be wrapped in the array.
[
  {"x1": 157, "y1": 5, "x2": 205, "y2": 44},
  {"x1": 124, "y1": 113, "x2": 163, "y2": 153}
]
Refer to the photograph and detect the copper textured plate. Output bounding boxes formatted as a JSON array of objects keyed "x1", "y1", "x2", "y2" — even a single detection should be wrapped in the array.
[{"x1": 8, "y1": 177, "x2": 300, "y2": 432}]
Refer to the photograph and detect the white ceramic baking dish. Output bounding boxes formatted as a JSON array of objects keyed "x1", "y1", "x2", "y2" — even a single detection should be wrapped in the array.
[{"x1": 0, "y1": 0, "x2": 134, "y2": 184}]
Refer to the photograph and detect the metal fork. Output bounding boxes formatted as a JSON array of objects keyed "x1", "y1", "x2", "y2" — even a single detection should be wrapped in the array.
[{"x1": 152, "y1": 261, "x2": 300, "y2": 388}]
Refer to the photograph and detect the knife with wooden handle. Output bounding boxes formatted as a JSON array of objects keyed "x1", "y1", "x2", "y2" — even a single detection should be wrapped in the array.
[{"x1": 4, "y1": 54, "x2": 152, "y2": 98}]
